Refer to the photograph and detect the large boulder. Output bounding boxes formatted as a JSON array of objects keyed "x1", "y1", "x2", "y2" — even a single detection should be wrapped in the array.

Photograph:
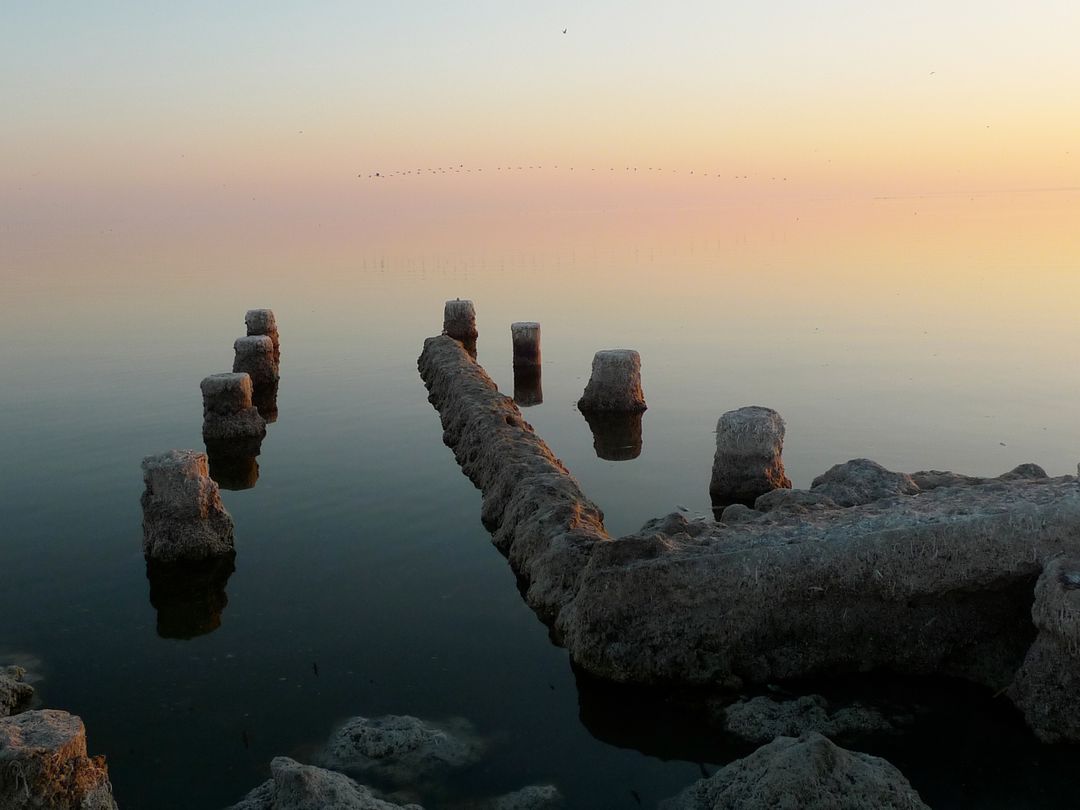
[
  {"x1": 810, "y1": 459, "x2": 920, "y2": 507},
  {"x1": 140, "y1": 450, "x2": 235, "y2": 562},
  {"x1": 484, "y1": 784, "x2": 563, "y2": 810},
  {"x1": 228, "y1": 756, "x2": 422, "y2": 810},
  {"x1": 1008, "y1": 556, "x2": 1080, "y2": 742},
  {"x1": 320, "y1": 715, "x2": 482, "y2": 784},
  {"x1": 0, "y1": 709, "x2": 117, "y2": 809},
  {"x1": 659, "y1": 732, "x2": 929, "y2": 810},
  {"x1": 0, "y1": 666, "x2": 33, "y2": 718}
]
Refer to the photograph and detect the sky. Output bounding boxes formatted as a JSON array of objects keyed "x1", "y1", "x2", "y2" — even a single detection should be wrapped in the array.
[{"x1": 2, "y1": 1, "x2": 1079, "y2": 230}]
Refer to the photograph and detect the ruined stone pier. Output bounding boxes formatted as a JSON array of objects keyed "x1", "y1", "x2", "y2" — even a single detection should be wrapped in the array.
[{"x1": 419, "y1": 332, "x2": 1080, "y2": 742}]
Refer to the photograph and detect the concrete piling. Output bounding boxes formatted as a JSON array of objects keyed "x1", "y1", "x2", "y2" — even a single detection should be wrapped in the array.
[
  {"x1": 140, "y1": 450, "x2": 235, "y2": 562},
  {"x1": 200, "y1": 372, "x2": 266, "y2": 441},
  {"x1": 511, "y1": 321, "x2": 541, "y2": 367},
  {"x1": 710, "y1": 406, "x2": 792, "y2": 510},
  {"x1": 577, "y1": 350, "x2": 647, "y2": 413},
  {"x1": 443, "y1": 299, "x2": 478, "y2": 342},
  {"x1": 245, "y1": 308, "x2": 279, "y2": 364}
]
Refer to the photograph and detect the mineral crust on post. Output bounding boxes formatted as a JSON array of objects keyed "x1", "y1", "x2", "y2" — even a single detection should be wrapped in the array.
[
  {"x1": 141, "y1": 449, "x2": 235, "y2": 562},
  {"x1": 443, "y1": 299, "x2": 478, "y2": 342},
  {"x1": 201, "y1": 372, "x2": 266, "y2": 441},
  {"x1": 245, "y1": 308, "x2": 280, "y2": 364},
  {"x1": 709, "y1": 406, "x2": 791, "y2": 508},
  {"x1": 577, "y1": 350, "x2": 646, "y2": 413},
  {"x1": 233, "y1": 335, "x2": 279, "y2": 389},
  {"x1": 510, "y1": 322, "x2": 541, "y2": 367}
]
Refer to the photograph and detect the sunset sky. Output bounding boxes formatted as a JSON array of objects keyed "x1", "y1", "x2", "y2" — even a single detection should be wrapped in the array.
[{"x1": 3, "y1": 1, "x2": 1079, "y2": 229}]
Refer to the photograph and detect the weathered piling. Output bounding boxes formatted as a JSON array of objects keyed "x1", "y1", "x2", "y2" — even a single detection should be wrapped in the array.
[
  {"x1": 443, "y1": 299, "x2": 478, "y2": 342},
  {"x1": 201, "y1": 372, "x2": 266, "y2": 441},
  {"x1": 582, "y1": 411, "x2": 643, "y2": 461},
  {"x1": 233, "y1": 335, "x2": 279, "y2": 390},
  {"x1": 511, "y1": 322, "x2": 541, "y2": 367},
  {"x1": 709, "y1": 406, "x2": 791, "y2": 509},
  {"x1": 245, "y1": 308, "x2": 279, "y2": 364},
  {"x1": 513, "y1": 365, "x2": 543, "y2": 407},
  {"x1": 140, "y1": 450, "x2": 235, "y2": 562},
  {"x1": 577, "y1": 350, "x2": 647, "y2": 413}
]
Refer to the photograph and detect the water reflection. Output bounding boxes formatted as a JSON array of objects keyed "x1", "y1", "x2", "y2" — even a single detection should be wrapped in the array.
[
  {"x1": 582, "y1": 411, "x2": 643, "y2": 461},
  {"x1": 146, "y1": 555, "x2": 236, "y2": 640},
  {"x1": 205, "y1": 437, "x2": 263, "y2": 491},
  {"x1": 252, "y1": 379, "x2": 279, "y2": 424},
  {"x1": 513, "y1": 366, "x2": 543, "y2": 407}
]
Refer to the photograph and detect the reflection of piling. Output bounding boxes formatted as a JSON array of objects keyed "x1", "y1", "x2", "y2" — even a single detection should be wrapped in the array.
[
  {"x1": 513, "y1": 365, "x2": 543, "y2": 407},
  {"x1": 201, "y1": 373, "x2": 266, "y2": 441},
  {"x1": 205, "y1": 437, "x2": 261, "y2": 491},
  {"x1": 511, "y1": 322, "x2": 541, "y2": 368},
  {"x1": 583, "y1": 411, "x2": 643, "y2": 461},
  {"x1": 251, "y1": 379, "x2": 279, "y2": 423},
  {"x1": 146, "y1": 555, "x2": 235, "y2": 639},
  {"x1": 710, "y1": 406, "x2": 791, "y2": 511},
  {"x1": 577, "y1": 350, "x2": 647, "y2": 413},
  {"x1": 140, "y1": 450, "x2": 235, "y2": 562},
  {"x1": 443, "y1": 299, "x2": 478, "y2": 343},
  {"x1": 245, "y1": 308, "x2": 279, "y2": 365}
]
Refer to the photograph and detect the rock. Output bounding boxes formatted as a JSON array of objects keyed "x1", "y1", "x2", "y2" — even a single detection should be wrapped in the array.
[
  {"x1": 753, "y1": 489, "x2": 839, "y2": 514},
  {"x1": 233, "y1": 335, "x2": 279, "y2": 390},
  {"x1": 0, "y1": 709, "x2": 117, "y2": 809},
  {"x1": 710, "y1": 407, "x2": 791, "y2": 509},
  {"x1": 659, "y1": 732, "x2": 929, "y2": 810},
  {"x1": 911, "y1": 463, "x2": 1049, "y2": 491},
  {"x1": 201, "y1": 373, "x2": 266, "y2": 441},
  {"x1": 320, "y1": 715, "x2": 483, "y2": 784},
  {"x1": 228, "y1": 756, "x2": 422, "y2": 810},
  {"x1": 810, "y1": 459, "x2": 920, "y2": 507},
  {"x1": 576, "y1": 350, "x2": 647, "y2": 413},
  {"x1": 245, "y1": 308, "x2": 280, "y2": 365},
  {"x1": 510, "y1": 322, "x2": 541, "y2": 368},
  {"x1": 719, "y1": 503, "x2": 761, "y2": 523},
  {"x1": 443, "y1": 299, "x2": 478, "y2": 342},
  {"x1": 720, "y1": 695, "x2": 897, "y2": 745},
  {"x1": 0, "y1": 667, "x2": 33, "y2": 718},
  {"x1": 485, "y1": 784, "x2": 563, "y2": 810},
  {"x1": 140, "y1": 450, "x2": 235, "y2": 562},
  {"x1": 1008, "y1": 556, "x2": 1080, "y2": 742}
]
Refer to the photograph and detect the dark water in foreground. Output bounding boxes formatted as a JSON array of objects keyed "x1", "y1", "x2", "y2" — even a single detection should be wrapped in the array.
[{"x1": 3, "y1": 193, "x2": 1080, "y2": 807}]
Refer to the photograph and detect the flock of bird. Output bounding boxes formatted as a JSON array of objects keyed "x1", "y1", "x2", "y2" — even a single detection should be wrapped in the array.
[{"x1": 359, "y1": 165, "x2": 787, "y2": 181}]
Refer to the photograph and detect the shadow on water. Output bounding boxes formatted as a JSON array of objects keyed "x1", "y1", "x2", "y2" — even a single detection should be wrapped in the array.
[
  {"x1": 252, "y1": 379, "x2": 279, "y2": 424},
  {"x1": 206, "y1": 437, "x2": 263, "y2": 491},
  {"x1": 581, "y1": 411, "x2": 643, "y2": 461},
  {"x1": 146, "y1": 555, "x2": 236, "y2": 640},
  {"x1": 513, "y1": 366, "x2": 543, "y2": 407}
]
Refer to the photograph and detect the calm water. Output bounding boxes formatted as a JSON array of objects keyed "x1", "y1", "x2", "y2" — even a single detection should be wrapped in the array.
[{"x1": 3, "y1": 189, "x2": 1080, "y2": 808}]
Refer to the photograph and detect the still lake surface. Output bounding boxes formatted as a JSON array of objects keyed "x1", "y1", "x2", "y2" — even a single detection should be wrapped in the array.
[{"x1": 3, "y1": 187, "x2": 1080, "y2": 807}]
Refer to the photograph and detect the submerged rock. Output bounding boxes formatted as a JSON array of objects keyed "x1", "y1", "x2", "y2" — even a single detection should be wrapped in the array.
[
  {"x1": 0, "y1": 709, "x2": 117, "y2": 809},
  {"x1": 0, "y1": 666, "x2": 33, "y2": 718},
  {"x1": 720, "y1": 694, "x2": 898, "y2": 744},
  {"x1": 710, "y1": 406, "x2": 791, "y2": 509},
  {"x1": 228, "y1": 756, "x2": 422, "y2": 810},
  {"x1": 140, "y1": 450, "x2": 235, "y2": 562},
  {"x1": 1009, "y1": 556, "x2": 1080, "y2": 742},
  {"x1": 484, "y1": 784, "x2": 563, "y2": 810},
  {"x1": 659, "y1": 732, "x2": 929, "y2": 810},
  {"x1": 320, "y1": 715, "x2": 483, "y2": 784}
]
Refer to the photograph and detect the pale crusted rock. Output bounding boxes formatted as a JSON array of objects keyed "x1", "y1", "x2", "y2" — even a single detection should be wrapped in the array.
[
  {"x1": 710, "y1": 407, "x2": 791, "y2": 508},
  {"x1": 0, "y1": 667, "x2": 33, "y2": 718},
  {"x1": 0, "y1": 709, "x2": 117, "y2": 809},
  {"x1": 659, "y1": 732, "x2": 929, "y2": 810},
  {"x1": 140, "y1": 450, "x2": 235, "y2": 562},
  {"x1": 1009, "y1": 556, "x2": 1080, "y2": 742},
  {"x1": 577, "y1": 350, "x2": 646, "y2": 413},
  {"x1": 719, "y1": 503, "x2": 761, "y2": 523},
  {"x1": 201, "y1": 372, "x2": 266, "y2": 441},
  {"x1": 810, "y1": 459, "x2": 920, "y2": 507},
  {"x1": 228, "y1": 756, "x2": 422, "y2": 810},
  {"x1": 911, "y1": 463, "x2": 1049, "y2": 491},
  {"x1": 320, "y1": 715, "x2": 482, "y2": 784},
  {"x1": 753, "y1": 489, "x2": 839, "y2": 514},
  {"x1": 720, "y1": 695, "x2": 897, "y2": 745}
]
